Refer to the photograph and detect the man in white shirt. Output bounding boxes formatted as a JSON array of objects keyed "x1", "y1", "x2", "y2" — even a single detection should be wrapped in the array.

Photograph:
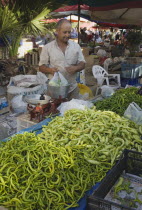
[{"x1": 39, "y1": 19, "x2": 86, "y2": 99}]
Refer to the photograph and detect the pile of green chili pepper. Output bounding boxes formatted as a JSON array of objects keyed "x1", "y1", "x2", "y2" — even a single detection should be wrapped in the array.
[
  {"x1": 0, "y1": 108, "x2": 142, "y2": 209},
  {"x1": 94, "y1": 87, "x2": 142, "y2": 116},
  {"x1": 0, "y1": 133, "x2": 98, "y2": 210}
]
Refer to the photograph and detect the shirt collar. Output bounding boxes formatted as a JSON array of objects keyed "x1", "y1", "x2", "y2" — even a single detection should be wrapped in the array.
[{"x1": 55, "y1": 39, "x2": 70, "y2": 47}]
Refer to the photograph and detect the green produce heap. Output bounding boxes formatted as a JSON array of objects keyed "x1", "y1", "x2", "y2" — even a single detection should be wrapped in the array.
[
  {"x1": 0, "y1": 108, "x2": 142, "y2": 209},
  {"x1": 94, "y1": 87, "x2": 142, "y2": 116}
]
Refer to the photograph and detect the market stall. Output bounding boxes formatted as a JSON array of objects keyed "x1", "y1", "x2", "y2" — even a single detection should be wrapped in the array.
[
  {"x1": 1, "y1": 1, "x2": 142, "y2": 209},
  {"x1": 0, "y1": 85, "x2": 142, "y2": 209}
]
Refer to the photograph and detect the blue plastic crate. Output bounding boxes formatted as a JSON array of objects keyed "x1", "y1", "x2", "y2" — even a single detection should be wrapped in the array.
[
  {"x1": 121, "y1": 63, "x2": 142, "y2": 79},
  {"x1": 121, "y1": 78, "x2": 139, "y2": 87}
]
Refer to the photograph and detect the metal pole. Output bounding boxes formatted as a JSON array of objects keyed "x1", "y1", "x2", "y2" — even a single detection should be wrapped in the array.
[
  {"x1": 70, "y1": 14, "x2": 72, "y2": 23},
  {"x1": 78, "y1": 0, "x2": 81, "y2": 44}
]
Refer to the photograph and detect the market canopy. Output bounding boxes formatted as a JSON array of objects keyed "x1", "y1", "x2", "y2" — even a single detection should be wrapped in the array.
[
  {"x1": 96, "y1": 22, "x2": 137, "y2": 29},
  {"x1": 54, "y1": 0, "x2": 142, "y2": 25},
  {"x1": 90, "y1": 0, "x2": 142, "y2": 25},
  {"x1": 41, "y1": 15, "x2": 88, "y2": 23},
  {"x1": 50, "y1": 4, "x2": 90, "y2": 17}
]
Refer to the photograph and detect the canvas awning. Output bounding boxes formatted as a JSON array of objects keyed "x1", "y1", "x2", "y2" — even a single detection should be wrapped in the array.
[{"x1": 55, "y1": 0, "x2": 142, "y2": 25}]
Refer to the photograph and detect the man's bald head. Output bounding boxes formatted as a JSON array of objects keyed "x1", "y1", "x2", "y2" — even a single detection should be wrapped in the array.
[
  {"x1": 55, "y1": 19, "x2": 72, "y2": 43},
  {"x1": 56, "y1": 19, "x2": 71, "y2": 30}
]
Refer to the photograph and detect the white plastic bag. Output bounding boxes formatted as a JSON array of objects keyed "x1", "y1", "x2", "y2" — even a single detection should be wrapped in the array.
[
  {"x1": 7, "y1": 73, "x2": 47, "y2": 95},
  {"x1": 124, "y1": 102, "x2": 142, "y2": 125},
  {"x1": 101, "y1": 85, "x2": 114, "y2": 98},
  {"x1": 58, "y1": 99, "x2": 93, "y2": 116},
  {"x1": 97, "y1": 49, "x2": 107, "y2": 58},
  {"x1": 49, "y1": 72, "x2": 68, "y2": 86},
  {"x1": 49, "y1": 72, "x2": 60, "y2": 86},
  {"x1": 58, "y1": 72, "x2": 68, "y2": 86},
  {"x1": 8, "y1": 75, "x2": 37, "y2": 87},
  {"x1": 11, "y1": 95, "x2": 27, "y2": 113},
  {"x1": 36, "y1": 72, "x2": 48, "y2": 84}
]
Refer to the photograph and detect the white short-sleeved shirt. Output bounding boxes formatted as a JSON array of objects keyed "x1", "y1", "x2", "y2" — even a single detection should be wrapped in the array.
[{"x1": 39, "y1": 39, "x2": 85, "y2": 92}]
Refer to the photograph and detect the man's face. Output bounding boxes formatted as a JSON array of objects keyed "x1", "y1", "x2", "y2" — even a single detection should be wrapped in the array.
[{"x1": 56, "y1": 22, "x2": 71, "y2": 43}]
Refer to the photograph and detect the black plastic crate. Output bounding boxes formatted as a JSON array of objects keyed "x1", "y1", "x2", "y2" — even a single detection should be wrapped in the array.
[{"x1": 87, "y1": 149, "x2": 142, "y2": 210}]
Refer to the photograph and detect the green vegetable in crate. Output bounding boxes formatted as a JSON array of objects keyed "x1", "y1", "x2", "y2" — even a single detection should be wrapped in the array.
[{"x1": 94, "y1": 87, "x2": 142, "y2": 116}]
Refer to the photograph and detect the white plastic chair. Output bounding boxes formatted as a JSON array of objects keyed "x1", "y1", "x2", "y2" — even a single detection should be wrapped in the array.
[{"x1": 92, "y1": 65, "x2": 121, "y2": 96}]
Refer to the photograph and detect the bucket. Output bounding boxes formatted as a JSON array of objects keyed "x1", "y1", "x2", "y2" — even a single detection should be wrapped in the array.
[{"x1": 47, "y1": 84, "x2": 70, "y2": 99}]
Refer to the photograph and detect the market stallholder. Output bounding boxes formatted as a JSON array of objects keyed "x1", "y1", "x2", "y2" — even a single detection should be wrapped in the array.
[{"x1": 39, "y1": 19, "x2": 86, "y2": 99}]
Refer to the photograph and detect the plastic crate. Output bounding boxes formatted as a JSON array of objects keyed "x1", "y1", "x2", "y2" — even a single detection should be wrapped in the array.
[
  {"x1": 121, "y1": 63, "x2": 142, "y2": 79},
  {"x1": 87, "y1": 149, "x2": 142, "y2": 210},
  {"x1": 121, "y1": 78, "x2": 139, "y2": 87}
]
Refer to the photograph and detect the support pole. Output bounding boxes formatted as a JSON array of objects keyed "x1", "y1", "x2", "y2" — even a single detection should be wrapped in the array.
[{"x1": 78, "y1": 0, "x2": 81, "y2": 44}]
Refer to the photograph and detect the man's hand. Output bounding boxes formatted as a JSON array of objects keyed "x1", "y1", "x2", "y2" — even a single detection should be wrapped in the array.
[
  {"x1": 66, "y1": 62, "x2": 85, "y2": 74},
  {"x1": 39, "y1": 65, "x2": 58, "y2": 75},
  {"x1": 66, "y1": 65, "x2": 77, "y2": 74},
  {"x1": 50, "y1": 67, "x2": 58, "y2": 75}
]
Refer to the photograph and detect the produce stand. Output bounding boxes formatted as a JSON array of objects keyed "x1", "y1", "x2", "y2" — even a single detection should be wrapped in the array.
[{"x1": 0, "y1": 87, "x2": 142, "y2": 209}]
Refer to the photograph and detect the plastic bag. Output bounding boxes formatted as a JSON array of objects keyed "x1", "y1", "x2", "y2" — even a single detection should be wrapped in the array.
[
  {"x1": 7, "y1": 73, "x2": 47, "y2": 95},
  {"x1": 101, "y1": 85, "x2": 115, "y2": 98},
  {"x1": 8, "y1": 75, "x2": 37, "y2": 87},
  {"x1": 57, "y1": 99, "x2": 93, "y2": 116},
  {"x1": 49, "y1": 72, "x2": 68, "y2": 86},
  {"x1": 36, "y1": 72, "x2": 48, "y2": 84},
  {"x1": 124, "y1": 102, "x2": 142, "y2": 125},
  {"x1": 78, "y1": 83, "x2": 94, "y2": 100},
  {"x1": 11, "y1": 95, "x2": 27, "y2": 114},
  {"x1": 97, "y1": 49, "x2": 107, "y2": 58}
]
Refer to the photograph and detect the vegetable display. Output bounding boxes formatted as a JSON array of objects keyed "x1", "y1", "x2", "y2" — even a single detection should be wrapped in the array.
[
  {"x1": 0, "y1": 108, "x2": 142, "y2": 209},
  {"x1": 94, "y1": 87, "x2": 142, "y2": 116},
  {"x1": 0, "y1": 133, "x2": 97, "y2": 210}
]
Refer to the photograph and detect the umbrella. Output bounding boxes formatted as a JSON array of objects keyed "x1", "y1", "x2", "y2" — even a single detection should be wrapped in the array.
[
  {"x1": 40, "y1": 15, "x2": 88, "y2": 23},
  {"x1": 40, "y1": 19, "x2": 60, "y2": 23},
  {"x1": 80, "y1": 21, "x2": 96, "y2": 29},
  {"x1": 50, "y1": 4, "x2": 90, "y2": 17},
  {"x1": 66, "y1": 15, "x2": 88, "y2": 22},
  {"x1": 96, "y1": 22, "x2": 136, "y2": 29},
  {"x1": 53, "y1": 0, "x2": 142, "y2": 25},
  {"x1": 90, "y1": 0, "x2": 142, "y2": 25}
]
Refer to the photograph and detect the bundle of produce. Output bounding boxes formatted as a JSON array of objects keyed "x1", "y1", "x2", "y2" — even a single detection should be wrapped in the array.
[
  {"x1": 0, "y1": 108, "x2": 142, "y2": 209},
  {"x1": 94, "y1": 87, "x2": 142, "y2": 116},
  {"x1": 0, "y1": 133, "x2": 97, "y2": 210}
]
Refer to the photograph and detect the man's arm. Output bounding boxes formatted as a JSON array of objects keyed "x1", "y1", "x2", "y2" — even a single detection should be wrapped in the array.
[
  {"x1": 66, "y1": 61, "x2": 85, "y2": 74},
  {"x1": 39, "y1": 65, "x2": 58, "y2": 75},
  {"x1": 39, "y1": 45, "x2": 58, "y2": 75}
]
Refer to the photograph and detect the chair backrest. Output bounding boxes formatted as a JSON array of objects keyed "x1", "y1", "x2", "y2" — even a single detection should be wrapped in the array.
[
  {"x1": 92, "y1": 65, "x2": 108, "y2": 86},
  {"x1": 92, "y1": 65, "x2": 108, "y2": 79}
]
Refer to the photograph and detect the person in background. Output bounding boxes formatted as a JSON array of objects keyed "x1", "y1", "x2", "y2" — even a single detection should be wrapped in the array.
[
  {"x1": 39, "y1": 19, "x2": 86, "y2": 99},
  {"x1": 80, "y1": 28, "x2": 88, "y2": 43},
  {"x1": 115, "y1": 31, "x2": 121, "y2": 41},
  {"x1": 70, "y1": 28, "x2": 78, "y2": 38},
  {"x1": 35, "y1": 34, "x2": 48, "y2": 47},
  {"x1": 96, "y1": 35, "x2": 103, "y2": 44},
  {"x1": 45, "y1": 32, "x2": 54, "y2": 42}
]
